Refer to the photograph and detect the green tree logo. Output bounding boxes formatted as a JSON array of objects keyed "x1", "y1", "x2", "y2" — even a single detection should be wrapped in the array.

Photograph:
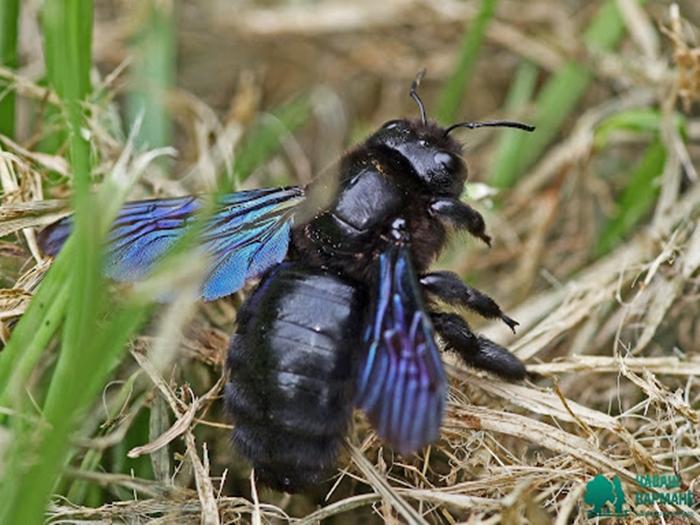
[{"x1": 584, "y1": 474, "x2": 627, "y2": 517}]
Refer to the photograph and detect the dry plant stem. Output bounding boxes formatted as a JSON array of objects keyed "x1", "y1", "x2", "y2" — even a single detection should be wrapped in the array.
[
  {"x1": 0, "y1": 135, "x2": 69, "y2": 175},
  {"x1": 0, "y1": 66, "x2": 60, "y2": 105},
  {"x1": 47, "y1": 497, "x2": 290, "y2": 523},
  {"x1": 213, "y1": 0, "x2": 564, "y2": 73},
  {"x1": 127, "y1": 399, "x2": 199, "y2": 459},
  {"x1": 526, "y1": 356, "x2": 700, "y2": 376},
  {"x1": 131, "y1": 350, "x2": 222, "y2": 525},
  {"x1": 348, "y1": 442, "x2": 430, "y2": 525},
  {"x1": 482, "y1": 178, "x2": 700, "y2": 347},
  {"x1": 447, "y1": 405, "x2": 699, "y2": 518},
  {"x1": 616, "y1": 0, "x2": 659, "y2": 62},
  {"x1": 512, "y1": 89, "x2": 656, "y2": 200},
  {"x1": 0, "y1": 151, "x2": 43, "y2": 263},
  {"x1": 63, "y1": 468, "x2": 191, "y2": 499},
  {"x1": 552, "y1": 481, "x2": 585, "y2": 525},
  {"x1": 296, "y1": 494, "x2": 381, "y2": 524},
  {"x1": 76, "y1": 393, "x2": 147, "y2": 450},
  {"x1": 0, "y1": 199, "x2": 69, "y2": 238},
  {"x1": 2, "y1": 2, "x2": 700, "y2": 522}
]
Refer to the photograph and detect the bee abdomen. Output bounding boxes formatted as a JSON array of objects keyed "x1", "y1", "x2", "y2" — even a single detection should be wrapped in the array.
[
  {"x1": 226, "y1": 361, "x2": 351, "y2": 437},
  {"x1": 225, "y1": 263, "x2": 365, "y2": 492}
]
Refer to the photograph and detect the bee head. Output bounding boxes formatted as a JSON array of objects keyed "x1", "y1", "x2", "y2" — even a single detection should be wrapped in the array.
[
  {"x1": 367, "y1": 71, "x2": 534, "y2": 197},
  {"x1": 368, "y1": 117, "x2": 466, "y2": 197}
]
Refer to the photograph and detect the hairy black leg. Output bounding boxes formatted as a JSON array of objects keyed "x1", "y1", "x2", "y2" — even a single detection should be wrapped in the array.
[
  {"x1": 429, "y1": 198, "x2": 491, "y2": 246},
  {"x1": 421, "y1": 271, "x2": 518, "y2": 332},
  {"x1": 431, "y1": 312, "x2": 526, "y2": 380}
]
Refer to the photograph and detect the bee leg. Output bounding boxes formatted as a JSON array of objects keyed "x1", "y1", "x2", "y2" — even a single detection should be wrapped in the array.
[
  {"x1": 429, "y1": 198, "x2": 491, "y2": 246},
  {"x1": 430, "y1": 312, "x2": 526, "y2": 380},
  {"x1": 421, "y1": 271, "x2": 518, "y2": 333}
]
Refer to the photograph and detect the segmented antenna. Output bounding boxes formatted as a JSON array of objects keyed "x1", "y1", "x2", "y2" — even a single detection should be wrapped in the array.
[
  {"x1": 445, "y1": 120, "x2": 535, "y2": 135},
  {"x1": 410, "y1": 69, "x2": 428, "y2": 125}
]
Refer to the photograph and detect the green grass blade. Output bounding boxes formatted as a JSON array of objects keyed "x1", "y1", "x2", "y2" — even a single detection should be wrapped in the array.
[
  {"x1": 488, "y1": 61, "x2": 538, "y2": 187},
  {"x1": 230, "y1": 97, "x2": 311, "y2": 188},
  {"x1": 519, "y1": 62, "x2": 591, "y2": 169},
  {"x1": 126, "y1": 0, "x2": 176, "y2": 149},
  {"x1": 0, "y1": 0, "x2": 20, "y2": 138},
  {"x1": 0, "y1": 236, "x2": 73, "y2": 405},
  {"x1": 0, "y1": 304, "x2": 150, "y2": 524},
  {"x1": 1, "y1": 22, "x2": 308, "y2": 519},
  {"x1": 595, "y1": 139, "x2": 666, "y2": 255},
  {"x1": 40, "y1": 0, "x2": 92, "y2": 155},
  {"x1": 436, "y1": 0, "x2": 498, "y2": 123},
  {"x1": 43, "y1": 1, "x2": 92, "y2": 100},
  {"x1": 490, "y1": 0, "x2": 633, "y2": 187},
  {"x1": 594, "y1": 108, "x2": 684, "y2": 147},
  {"x1": 583, "y1": 0, "x2": 631, "y2": 50},
  {"x1": 0, "y1": 277, "x2": 69, "y2": 408},
  {"x1": 0, "y1": 1, "x2": 104, "y2": 522},
  {"x1": 42, "y1": 0, "x2": 100, "y2": 419}
]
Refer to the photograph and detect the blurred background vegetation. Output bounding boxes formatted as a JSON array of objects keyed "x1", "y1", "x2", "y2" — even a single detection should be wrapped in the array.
[{"x1": 0, "y1": 0, "x2": 699, "y2": 523}]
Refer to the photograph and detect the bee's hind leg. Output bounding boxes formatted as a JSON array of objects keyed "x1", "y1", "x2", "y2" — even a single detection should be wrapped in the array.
[
  {"x1": 430, "y1": 312, "x2": 526, "y2": 381},
  {"x1": 421, "y1": 271, "x2": 518, "y2": 333}
]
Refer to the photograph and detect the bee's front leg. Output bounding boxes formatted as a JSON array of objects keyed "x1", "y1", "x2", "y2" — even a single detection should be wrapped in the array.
[{"x1": 428, "y1": 198, "x2": 491, "y2": 246}]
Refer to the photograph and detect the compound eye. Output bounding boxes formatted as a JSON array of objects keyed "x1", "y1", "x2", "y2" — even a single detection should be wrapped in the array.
[
  {"x1": 434, "y1": 152, "x2": 456, "y2": 172},
  {"x1": 382, "y1": 120, "x2": 402, "y2": 130}
]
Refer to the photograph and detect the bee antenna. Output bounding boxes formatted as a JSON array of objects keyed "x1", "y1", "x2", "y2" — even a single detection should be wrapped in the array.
[
  {"x1": 410, "y1": 69, "x2": 428, "y2": 125},
  {"x1": 445, "y1": 120, "x2": 535, "y2": 136}
]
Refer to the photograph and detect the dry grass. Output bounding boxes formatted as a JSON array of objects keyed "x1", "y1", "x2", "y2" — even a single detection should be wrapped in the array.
[{"x1": 1, "y1": 0, "x2": 700, "y2": 523}]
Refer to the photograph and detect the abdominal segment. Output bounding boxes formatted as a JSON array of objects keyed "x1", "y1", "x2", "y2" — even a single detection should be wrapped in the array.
[{"x1": 224, "y1": 263, "x2": 365, "y2": 492}]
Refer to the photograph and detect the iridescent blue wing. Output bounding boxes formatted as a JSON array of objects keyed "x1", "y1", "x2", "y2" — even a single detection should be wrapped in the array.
[
  {"x1": 195, "y1": 187, "x2": 304, "y2": 299},
  {"x1": 354, "y1": 240, "x2": 446, "y2": 455},
  {"x1": 38, "y1": 186, "x2": 305, "y2": 301}
]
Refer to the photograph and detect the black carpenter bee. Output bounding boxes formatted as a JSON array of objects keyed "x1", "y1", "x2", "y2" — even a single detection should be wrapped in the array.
[{"x1": 39, "y1": 74, "x2": 534, "y2": 493}]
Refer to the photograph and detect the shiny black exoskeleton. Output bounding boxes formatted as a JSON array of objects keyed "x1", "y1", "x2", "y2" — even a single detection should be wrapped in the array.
[
  {"x1": 225, "y1": 75, "x2": 534, "y2": 492},
  {"x1": 226, "y1": 264, "x2": 365, "y2": 490},
  {"x1": 37, "y1": 74, "x2": 536, "y2": 494}
]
